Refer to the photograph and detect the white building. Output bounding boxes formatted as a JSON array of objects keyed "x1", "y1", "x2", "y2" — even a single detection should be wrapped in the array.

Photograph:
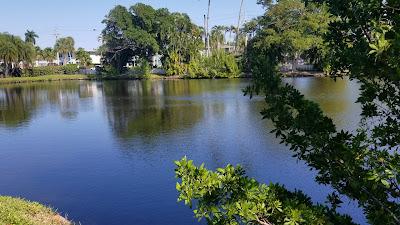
[
  {"x1": 88, "y1": 51, "x2": 101, "y2": 66},
  {"x1": 34, "y1": 51, "x2": 102, "y2": 67},
  {"x1": 58, "y1": 52, "x2": 76, "y2": 65}
]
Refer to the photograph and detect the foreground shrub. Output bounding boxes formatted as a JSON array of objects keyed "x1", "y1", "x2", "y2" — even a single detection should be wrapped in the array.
[{"x1": 175, "y1": 157, "x2": 356, "y2": 225}]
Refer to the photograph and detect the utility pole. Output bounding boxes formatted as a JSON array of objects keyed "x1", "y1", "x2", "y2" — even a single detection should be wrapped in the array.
[
  {"x1": 53, "y1": 28, "x2": 61, "y2": 65},
  {"x1": 204, "y1": 15, "x2": 207, "y2": 51},
  {"x1": 206, "y1": 0, "x2": 211, "y2": 57},
  {"x1": 235, "y1": 0, "x2": 244, "y2": 53}
]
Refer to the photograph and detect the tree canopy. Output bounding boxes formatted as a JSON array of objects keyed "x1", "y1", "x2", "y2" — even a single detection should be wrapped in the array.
[
  {"x1": 41, "y1": 47, "x2": 56, "y2": 63},
  {"x1": 24, "y1": 30, "x2": 39, "y2": 45},
  {"x1": 242, "y1": 0, "x2": 400, "y2": 224},
  {"x1": 101, "y1": 3, "x2": 203, "y2": 73},
  {"x1": 245, "y1": 0, "x2": 331, "y2": 71}
]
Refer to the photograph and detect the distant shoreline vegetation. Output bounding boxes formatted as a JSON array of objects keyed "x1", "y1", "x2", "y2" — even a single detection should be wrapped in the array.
[{"x1": 0, "y1": 72, "x2": 328, "y2": 85}]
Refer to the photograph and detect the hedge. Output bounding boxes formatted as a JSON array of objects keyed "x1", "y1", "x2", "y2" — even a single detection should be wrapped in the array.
[{"x1": 23, "y1": 65, "x2": 79, "y2": 77}]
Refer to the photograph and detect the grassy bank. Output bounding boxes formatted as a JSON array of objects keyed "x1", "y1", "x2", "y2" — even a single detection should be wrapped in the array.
[
  {"x1": 0, "y1": 74, "x2": 179, "y2": 85},
  {"x1": 0, "y1": 72, "x2": 324, "y2": 85},
  {"x1": 0, "y1": 196, "x2": 72, "y2": 225},
  {"x1": 0, "y1": 75, "x2": 91, "y2": 84}
]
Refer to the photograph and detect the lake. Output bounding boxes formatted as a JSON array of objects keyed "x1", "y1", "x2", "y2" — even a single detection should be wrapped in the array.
[{"x1": 0, "y1": 78, "x2": 365, "y2": 224}]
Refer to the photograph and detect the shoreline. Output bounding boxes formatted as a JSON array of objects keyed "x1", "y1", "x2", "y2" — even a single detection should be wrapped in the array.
[
  {"x1": 0, "y1": 75, "x2": 92, "y2": 85},
  {"x1": 0, "y1": 72, "x2": 326, "y2": 85},
  {"x1": 282, "y1": 71, "x2": 325, "y2": 77}
]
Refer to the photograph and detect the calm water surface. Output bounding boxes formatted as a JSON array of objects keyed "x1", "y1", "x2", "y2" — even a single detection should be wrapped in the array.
[{"x1": 0, "y1": 78, "x2": 365, "y2": 224}]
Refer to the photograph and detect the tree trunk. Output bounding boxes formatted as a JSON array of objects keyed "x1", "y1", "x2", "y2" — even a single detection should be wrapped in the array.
[
  {"x1": 63, "y1": 53, "x2": 68, "y2": 66},
  {"x1": 4, "y1": 62, "x2": 9, "y2": 77},
  {"x1": 292, "y1": 53, "x2": 299, "y2": 72},
  {"x1": 206, "y1": 0, "x2": 211, "y2": 57}
]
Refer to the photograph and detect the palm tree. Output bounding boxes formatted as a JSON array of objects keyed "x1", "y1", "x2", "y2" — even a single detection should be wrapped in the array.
[
  {"x1": 25, "y1": 30, "x2": 39, "y2": 45},
  {"x1": 227, "y1": 25, "x2": 237, "y2": 44},
  {"x1": 211, "y1": 26, "x2": 226, "y2": 50},
  {"x1": 0, "y1": 33, "x2": 34, "y2": 76},
  {"x1": 54, "y1": 37, "x2": 75, "y2": 65},
  {"x1": 34, "y1": 46, "x2": 43, "y2": 66},
  {"x1": 41, "y1": 48, "x2": 56, "y2": 64},
  {"x1": 0, "y1": 44, "x2": 18, "y2": 76},
  {"x1": 75, "y1": 48, "x2": 92, "y2": 68}
]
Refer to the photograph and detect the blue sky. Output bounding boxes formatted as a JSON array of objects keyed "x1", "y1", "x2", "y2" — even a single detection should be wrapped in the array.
[{"x1": 0, "y1": 0, "x2": 264, "y2": 50}]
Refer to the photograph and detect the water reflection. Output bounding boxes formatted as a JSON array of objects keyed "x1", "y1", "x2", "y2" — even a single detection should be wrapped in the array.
[
  {"x1": 0, "y1": 86, "x2": 38, "y2": 127},
  {"x1": 286, "y1": 77, "x2": 361, "y2": 130},
  {"x1": 101, "y1": 81, "x2": 204, "y2": 141},
  {"x1": 0, "y1": 82, "x2": 100, "y2": 127},
  {"x1": 101, "y1": 80, "x2": 251, "y2": 143},
  {"x1": 0, "y1": 78, "x2": 365, "y2": 225}
]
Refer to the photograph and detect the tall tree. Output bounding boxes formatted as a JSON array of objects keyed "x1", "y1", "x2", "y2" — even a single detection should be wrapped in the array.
[
  {"x1": 54, "y1": 37, "x2": 75, "y2": 65},
  {"x1": 24, "y1": 30, "x2": 39, "y2": 45},
  {"x1": 101, "y1": 4, "x2": 202, "y2": 73}
]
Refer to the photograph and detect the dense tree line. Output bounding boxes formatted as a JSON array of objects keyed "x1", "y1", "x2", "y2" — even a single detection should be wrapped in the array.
[
  {"x1": 101, "y1": 3, "x2": 240, "y2": 78},
  {"x1": 101, "y1": 4, "x2": 203, "y2": 73}
]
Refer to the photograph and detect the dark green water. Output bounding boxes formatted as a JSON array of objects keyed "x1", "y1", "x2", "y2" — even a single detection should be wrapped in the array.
[{"x1": 0, "y1": 78, "x2": 365, "y2": 224}]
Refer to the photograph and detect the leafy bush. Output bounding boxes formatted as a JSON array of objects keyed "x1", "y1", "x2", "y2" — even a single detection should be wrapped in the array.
[
  {"x1": 139, "y1": 59, "x2": 151, "y2": 78},
  {"x1": 166, "y1": 51, "x2": 187, "y2": 76},
  {"x1": 187, "y1": 58, "x2": 208, "y2": 78},
  {"x1": 100, "y1": 65, "x2": 119, "y2": 76},
  {"x1": 164, "y1": 50, "x2": 240, "y2": 78},
  {"x1": 22, "y1": 65, "x2": 79, "y2": 77},
  {"x1": 62, "y1": 64, "x2": 79, "y2": 74},
  {"x1": 175, "y1": 157, "x2": 355, "y2": 225},
  {"x1": 204, "y1": 50, "x2": 240, "y2": 78},
  {"x1": 22, "y1": 66, "x2": 64, "y2": 77},
  {"x1": 127, "y1": 59, "x2": 152, "y2": 79}
]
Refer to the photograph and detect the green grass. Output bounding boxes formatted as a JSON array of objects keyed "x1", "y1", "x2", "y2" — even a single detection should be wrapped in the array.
[
  {"x1": 0, "y1": 73, "x2": 247, "y2": 85},
  {"x1": 0, "y1": 74, "x2": 91, "y2": 84},
  {"x1": 0, "y1": 196, "x2": 72, "y2": 225}
]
